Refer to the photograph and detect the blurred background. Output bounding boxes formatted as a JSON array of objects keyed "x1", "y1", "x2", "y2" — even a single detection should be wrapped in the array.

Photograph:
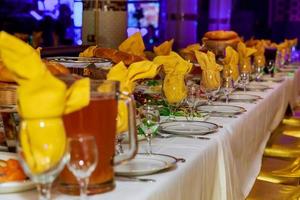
[{"x1": 0, "y1": 0, "x2": 299, "y2": 49}]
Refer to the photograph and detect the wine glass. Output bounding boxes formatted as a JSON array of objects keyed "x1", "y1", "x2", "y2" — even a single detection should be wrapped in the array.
[
  {"x1": 185, "y1": 83, "x2": 200, "y2": 120},
  {"x1": 17, "y1": 118, "x2": 70, "y2": 200},
  {"x1": 138, "y1": 105, "x2": 160, "y2": 155},
  {"x1": 222, "y1": 77, "x2": 234, "y2": 104},
  {"x1": 67, "y1": 135, "x2": 98, "y2": 200},
  {"x1": 161, "y1": 77, "x2": 187, "y2": 120},
  {"x1": 240, "y1": 71, "x2": 250, "y2": 93},
  {"x1": 201, "y1": 74, "x2": 221, "y2": 105}
]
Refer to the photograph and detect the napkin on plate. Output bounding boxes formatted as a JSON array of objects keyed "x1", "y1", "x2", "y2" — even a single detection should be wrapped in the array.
[
  {"x1": 118, "y1": 32, "x2": 145, "y2": 57},
  {"x1": 107, "y1": 60, "x2": 160, "y2": 133},
  {"x1": 153, "y1": 39, "x2": 174, "y2": 56},
  {"x1": 237, "y1": 42, "x2": 257, "y2": 73},
  {"x1": 254, "y1": 41, "x2": 266, "y2": 68},
  {"x1": 153, "y1": 52, "x2": 192, "y2": 104},
  {"x1": 0, "y1": 31, "x2": 90, "y2": 173},
  {"x1": 181, "y1": 43, "x2": 202, "y2": 53},
  {"x1": 195, "y1": 50, "x2": 222, "y2": 90},
  {"x1": 224, "y1": 46, "x2": 239, "y2": 81}
]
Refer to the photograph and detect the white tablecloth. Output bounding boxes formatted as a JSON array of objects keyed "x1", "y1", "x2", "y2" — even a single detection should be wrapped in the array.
[{"x1": 2, "y1": 69, "x2": 300, "y2": 200}]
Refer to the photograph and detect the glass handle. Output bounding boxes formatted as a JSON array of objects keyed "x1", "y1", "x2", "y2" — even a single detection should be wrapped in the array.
[{"x1": 114, "y1": 92, "x2": 138, "y2": 165}]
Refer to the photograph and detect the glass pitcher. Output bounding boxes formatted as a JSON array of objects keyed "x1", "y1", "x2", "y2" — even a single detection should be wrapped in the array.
[{"x1": 59, "y1": 79, "x2": 138, "y2": 195}]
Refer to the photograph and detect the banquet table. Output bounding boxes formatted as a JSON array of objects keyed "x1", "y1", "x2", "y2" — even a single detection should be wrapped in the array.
[{"x1": 1, "y1": 67, "x2": 300, "y2": 200}]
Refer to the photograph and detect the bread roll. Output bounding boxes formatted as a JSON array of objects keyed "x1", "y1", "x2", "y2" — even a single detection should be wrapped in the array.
[
  {"x1": 93, "y1": 47, "x2": 145, "y2": 65},
  {"x1": 204, "y1": 30, "x2": 238, "y2": 40}
]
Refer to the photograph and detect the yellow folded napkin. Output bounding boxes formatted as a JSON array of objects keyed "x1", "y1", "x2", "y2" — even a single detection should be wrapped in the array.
[
  {"x1": 118, "y1": 32, "x2": 145, "y2": 57},
  {"x1": 254, "y1": 41, "x2": 266, "y2": 68},
  {"x1": 195, "y1": 50, "x2": 222, "y2": 90},
  {"x1": 107, "y1": 60, "x2": 160, "y2": 133},
  {"x1": 79, "y1": 45, "x2": 97, "y2": 57},
  {"x1": 181, "y1": 43, "x2": 202, "y2": 53},
  {"x1": 153, "y1": 39, "x2": 174, "y2": 56},
  {"x1": 237, "y1": 42, "x2": 257, "y2": 73},
  {"x1": 0, "y1": 31, "x2": 90, "y2": 174},
  {"x1": 223, "y1": 46, "x2": 239, "y2": 81},
  {"x1": 153, "y1": 52, "x2": 192, "y2": 104}
]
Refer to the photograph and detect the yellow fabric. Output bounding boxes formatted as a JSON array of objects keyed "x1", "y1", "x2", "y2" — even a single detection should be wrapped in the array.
[
  {"x1": 107, "y1": 60, "x2": 160, "y2": 133},
  {"x1": 118, "y1": 32, "x2": 145, "y2": 57},
  {"x1": 224, "y1": 46, "x2": 239, "y2": 81},
  {"x1": 195, "y1": 50, "x2": 222, "y2": 90},
  {"x1": 153, "y1": 39, "x2": 174, "y2": 56},
  {"x1": 79, "y1": 45, "x2": 96, "y2": 57},
  {"x1": 0, "y1": 31, "x2": 90, "y2": 174},
  {"x1": 237, "y1": 42, "x2": 257, "y2": 73},
  {"x1": 181, "y1": 43, "x2": 201, "y2": 53},
  {"x1": 254, "y1": 41, "x2": 266, "y2": 68},
  {"x1": 153, "y1": 52, "x2": 192, "y2": 104}
]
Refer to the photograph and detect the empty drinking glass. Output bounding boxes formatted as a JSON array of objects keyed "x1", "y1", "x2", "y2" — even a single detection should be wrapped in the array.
[{"x1": 67, "y1": 135, "x2": 98, "y2": 200}]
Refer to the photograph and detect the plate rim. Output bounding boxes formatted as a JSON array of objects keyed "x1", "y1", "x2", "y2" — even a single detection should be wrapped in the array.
[
  {"x1": 115, "y1": 153, "x2": 177, "y2": 176},
  {"x1": 158, "y1": 120, "x2": 219, "y2": 135},
  {"x1": 196, "y1": 104, "x2": 246, "y2": 114},
  {"x1": 220, "y1": 93, "x2": 262, "y2": 100}
]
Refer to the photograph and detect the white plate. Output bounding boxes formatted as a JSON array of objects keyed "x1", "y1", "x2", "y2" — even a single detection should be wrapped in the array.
[
  {"x1": 261, "y1": 76, "x2": 284, "y2": 82},
  {"x1": 239, "y1": 83, "x2": 271, "y2": 91},
  {"x1": 115, "y1": 153, "x2": 177, "y2": 176},
  {"x1": 219, "y1": 93, "x2": 261, "y2": 101},
  {"x1": 278, "y1": 67, "x2": 295, "y2": 72},
  {"x1": 197, "y1": 105, "x2": 246, "y2": 114},
  {"x1": 159, "y1": 121, "x2": 218, "y2": 135},
  {"x1": 0, "y1": 152, "x2": 35, "y2": 194}
]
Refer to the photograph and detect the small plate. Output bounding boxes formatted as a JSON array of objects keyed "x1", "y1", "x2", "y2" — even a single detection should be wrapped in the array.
[
  {"x1": 115, "y1": 153, "x2": 177, "y2": 176},
  {"x1": 197, "y1": 105, "x2": 246, "y2": 114},
  {"x1": 219, "y1": 93, "x2": 261, "y2": 102},
  {"x1": 278, "y1": 67, "x2": 295, "y2": 72},
  {"x1": 159, "y1": 121, "x2": 218, "y2": 135},
  {"x1": 0, "y1": 152, "x2": 35, "y2": 194},
  {"x1": 261, "y1": 76, "x2": 284, "y2": 82}
]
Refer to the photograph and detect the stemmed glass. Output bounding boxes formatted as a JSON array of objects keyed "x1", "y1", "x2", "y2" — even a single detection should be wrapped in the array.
[
  {"x1": 138, "y1": 105, "x2": 160, "y2": 155},
  {"x1": 222, "y1": 77, "x2": 234, "y2": 104},
  {"x1": 240, "y1": 71, "x2": 250, "y2": 92},
  {"x1": 67, "y1": 135, "x2": 98, "y2": 200},
  {"x1": 201, "y1": 74, "x2": 221, "y2": 105},
  {"x1": 17, "y1": 118, "x2": 70, "y2": 200},
  {"x1": 185, "y1": 83, "x2": 200, "y2": 120},
  {"x1": 161, "y1": 81, "x2": 187, "y2": 121}
]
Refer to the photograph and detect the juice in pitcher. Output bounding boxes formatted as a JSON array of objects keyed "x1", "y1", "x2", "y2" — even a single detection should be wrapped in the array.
[{"x1": 60, "y1": 95, "x2": 117, "y2": 194}]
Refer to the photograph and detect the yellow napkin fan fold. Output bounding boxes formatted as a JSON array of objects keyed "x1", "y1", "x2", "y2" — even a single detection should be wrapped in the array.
[
  {"x1": 107, "y1": 60, "x2": 161, "y2": 133},
  {"x1": 0, "y1": 31, "x2": 90, "y2": 174},
  {"x1": 224, "y1": 46, "x2": 239, "y2": 81},
  {"x1": 237, "y1": 42, "x2": 257, "y2": 73},
  {"x1": 153, "y1": 39, "x2": 174, "y2": 56},
  {"x1": 118, "y1": 32, "x2": 145, "y2": 57},
  {"x1": 195, "y1": 50, "x2": 222, "y2": 90},
  {"x1": 254, "y1": 41, "x2": 266, "y2": 68},
  {"x1": 153, "y1": 52, "x2": 192, "y2": 104}
]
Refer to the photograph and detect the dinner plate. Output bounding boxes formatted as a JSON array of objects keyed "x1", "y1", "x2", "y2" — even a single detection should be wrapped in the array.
[
  {"x1": 115, "y1": 153, "x2": 177, "y2": 176},
  {"x1": 159, "y1": 121, "x2": 218, "y2": 135},
  {"x1": 197, "y1": 105, "x2": 246, "y2": 114},
  {"x1": 219, "y1": 93, "x2": 261, "y2": 102},
  {"x1": 277, "y1": 67, "x2": 295, "y2": 72},
  {"x1": 239, "y1": 83, "x2": 271, "y2": 91},
  {"x1": 261, "y1": 76, "x2": 284, "y2": 82},
  {"x1": 0, "y1": 152, "x2": 35, "y2": 194}
]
